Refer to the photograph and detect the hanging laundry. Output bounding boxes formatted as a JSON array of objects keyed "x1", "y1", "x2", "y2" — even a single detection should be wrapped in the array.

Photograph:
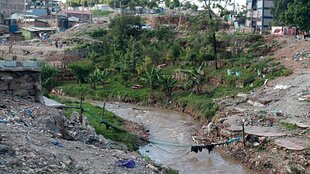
[
  {"x1": 190, "y1": 137, "x2": 241, "y2": 154},
  {"x1": 205, "y1": 144, "x2": 215, "y2": 154}
]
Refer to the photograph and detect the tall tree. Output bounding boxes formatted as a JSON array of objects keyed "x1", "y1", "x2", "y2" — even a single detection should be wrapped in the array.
[
  {"x1": 272, "y1": 0, "x2": 294, "y2": 25},
  {"x1": 199, "y1": 0, "x2": 229, "y2": 68},
  {"x1": 282, "y1": 0, "x2": 310, "y2": 31}
]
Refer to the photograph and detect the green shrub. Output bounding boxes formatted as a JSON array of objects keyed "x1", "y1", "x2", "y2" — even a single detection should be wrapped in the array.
[
  {"x1": 68, "y1": 60, "x2": 95, "y2": 83},
  {"x1": 40, "y1": 63, "x2": 59, "y2": 91}
]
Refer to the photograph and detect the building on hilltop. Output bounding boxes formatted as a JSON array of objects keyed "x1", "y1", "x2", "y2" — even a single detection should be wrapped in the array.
[
  {"x1": 245, "y1": 0, "x2": 274, "y2": 33},
  {"x1": 57, "y1": 10, "x2": 92, "y2": 23}
]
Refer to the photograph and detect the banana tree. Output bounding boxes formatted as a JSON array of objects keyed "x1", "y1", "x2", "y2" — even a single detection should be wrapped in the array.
[
  {"x1": 184, "y1": 63, "x2": 206, "y2": 95},
  {"x1": 159, "y1": 74, "x2": 177, "y2": 99},
  {"x1": 143, "y1": 66, "x2": 161, "y2": 99}
]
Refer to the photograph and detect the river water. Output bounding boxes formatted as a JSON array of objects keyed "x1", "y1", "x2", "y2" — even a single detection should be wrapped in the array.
[{"x1": 90, "y1": 101, "x2": 254, "y2": 174}]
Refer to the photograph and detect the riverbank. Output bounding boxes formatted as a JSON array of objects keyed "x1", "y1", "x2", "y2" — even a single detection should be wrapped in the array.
[
  {"x1": 194, "y1": 39, "x2": 310, "y2": 174},
  {"x1": 0, "y1": 94, "x2": 167, "y2": 174},
  {"x1": 50, "y1": 38, "x2": 310, "y2": 173}
]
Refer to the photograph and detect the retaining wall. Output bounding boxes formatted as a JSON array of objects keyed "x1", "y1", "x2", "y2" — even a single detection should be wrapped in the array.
[{"x1": 0, "y1": 61, "x2": 44, "y2": 103}]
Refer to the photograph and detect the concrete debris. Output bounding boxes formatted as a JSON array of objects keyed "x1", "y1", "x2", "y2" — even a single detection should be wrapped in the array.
[
  {"x1": 43, "y1": 96, "x2": 65, "y2": 108},
  {"x1": 293, "y1": 50, "x2": 310, "y2": 61},
  {"x1": 274, "y1": 84, "x2": 291, "y2": 90},
  {"x1": 236, "y1": 93, "x2": 248, "y2": 98},
  {"x1": 298, "y1": 95, "x2": 310, "y2": 101},
  {"x1": 247, "y1": 100, "x2": 265, "y2": 107},
  {"x1": 274, "y1": 137, "x2": 310, "y2": 150},
  {"x1": 0, "y1": 94, "x2": 161, "y2": 174}
]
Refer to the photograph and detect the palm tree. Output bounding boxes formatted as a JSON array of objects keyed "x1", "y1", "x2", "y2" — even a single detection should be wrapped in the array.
[{"x1": 184, "y1": 63, "x2": 206, "y2": 95}]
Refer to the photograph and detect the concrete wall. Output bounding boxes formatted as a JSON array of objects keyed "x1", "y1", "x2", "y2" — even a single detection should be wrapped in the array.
[{"x1": 0, "y1": 61, "x2": 44, "y2": 103}]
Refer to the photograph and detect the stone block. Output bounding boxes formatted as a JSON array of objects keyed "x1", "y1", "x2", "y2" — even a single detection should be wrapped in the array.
[
  {"x1": 19, "y1": 83, "x2": 34, "y2": 90},
  {"x1": 13, "y1": 90, "x2": 29, "y2": 97},
  {"x1": 22, "y1": 61, "x2": 38, "y2": 67},
  {"x1": 8, "y1": 81, "x2": 20, "y2": 90},
  {"x1": 0, "y1": 61, "x2": 4, "y2": 68},
  {"x1": 0, "y1": 82, "x2": 8, "y2": 90},
  {"x1": 28, "y1": 90, "x2": 36, "y2": 96},
  {"x1": 0, "y1": 61, "x2": 16, "y2": 67},
  {"x1": 0, "y1": 75, "x2": 13, "y2": 81}
]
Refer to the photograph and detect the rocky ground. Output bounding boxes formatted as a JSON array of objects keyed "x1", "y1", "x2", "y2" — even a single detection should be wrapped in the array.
[
  {"x1": 195, "y1": 37, "x2": 310, "y2": 174},
  {"x1": 0, "y1": 94, "x2": 163, "y2": 174}
]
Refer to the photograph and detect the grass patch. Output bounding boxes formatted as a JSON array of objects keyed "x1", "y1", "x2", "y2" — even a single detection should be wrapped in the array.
[
  {"x1": 281, "y1": 122, "x2": 298, "y2": 130},
  {"x1": 91, "y1": 10, "x2": 113, "y2": 16},
  {"x1": 164, "y1": 168, "x2": 179, "y2": 174},
  {"x1": 50, "y1": 95, "x2": 141, "y2": 151}
]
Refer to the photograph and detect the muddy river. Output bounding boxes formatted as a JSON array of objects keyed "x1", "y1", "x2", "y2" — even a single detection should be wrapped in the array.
[{"x1": 90, "y1": 101, "x2": 254, "y2": 174}]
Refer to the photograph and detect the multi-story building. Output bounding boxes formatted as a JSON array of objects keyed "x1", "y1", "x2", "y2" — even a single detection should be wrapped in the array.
[
  {"x1": 0, "y1": 0, "x2": 29, "y2": 18},
  {"x1": 245, "y1": 0, "x2": 274, "y2": 32}
]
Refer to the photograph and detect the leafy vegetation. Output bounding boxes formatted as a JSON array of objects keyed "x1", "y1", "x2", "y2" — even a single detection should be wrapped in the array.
[
  {"x1": 281, "y1": 122, "x2": 298, "y2": 130},
  {"x1": 40, "y1": 62, "x2": 59, "y2": 94},
  {"x1": 272, "y1": 0, "x2": 310, "y2": 31},
  {"x1": 50, "y1": 95, "x2": 142, "y2": 151},
  {"x1": 46, "y1": 13, "x2": 292, "y2": 121}
]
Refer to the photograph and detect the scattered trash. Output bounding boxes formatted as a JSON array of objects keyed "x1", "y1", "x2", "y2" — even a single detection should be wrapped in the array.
[
  {"x1": 274, "y1": 84, "x2": 291, "y2": 90},
  {"x1": 253, "y1": 142, "x2": 260, "y2": 147},
  {"x1": 271, "y1": 110, "x2": 284, "y2": 116},
  {"x1": 51, "y1": 139, "x2": 64, "y2": 148},
  {"x1": 146, "y1": 163, "x2": 158, "y2": 171},
  {"x1": 227, "y1": 69, "x2": 233, "y2": 75},
  {"x1": 24, "y1": 109, "x2": 33, "y2": 117},
  {"x1": 131, "y1": 84, "x2": 143, "y2": 90},
  {"x1": 235, "y1": 71, "x2": 241, "y2": 77},
  {"x1": 298, "y1": 95, "x2": 310, "y2": 101},
  {"x1": 0, "y1": 119, "x2": 8, "y2": 124},
  {"x1": 0, "y1": 160, "x2": 8, "y2": 165},
  {"x1": 263, "y1": 79, "x2": 269, "y2": 86},
  {"x1": 117, "y1": 159, "x2": 135, "y2": 169},
  {"x1": 236, "y1": 93, "x2": 248, "y2": 98},
  {"x1": 293, "y1": 50, "x2": 310, "y2": 61}
]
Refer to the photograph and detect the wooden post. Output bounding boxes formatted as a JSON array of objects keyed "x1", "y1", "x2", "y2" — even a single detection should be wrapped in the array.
[
  {"x1": 79, "y1": 80, "x2": 83, "y2": 124},
  {"x1": 79, "y1": 92, "x2": 84, "y2": 124},
  {"x1": 102, "y1": 102, "x2": 106, "y2": 120},
  {"x1": 242, "y1": 119, "x2": 246, "y2": 148}
]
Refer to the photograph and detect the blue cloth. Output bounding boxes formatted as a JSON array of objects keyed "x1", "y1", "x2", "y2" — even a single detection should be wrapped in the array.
[
  {"x1": 24, "y1": 109, "x2": 33, "y2": 117},
  {"x1": 117, "y1": 159, "x2": 135, "y2": 169},
  {"x1": 0, "y1": 119, "x2": 8, "y2": 124},
  {"x1": 51, "y1": 139, "x2": 64, "y2": 147},
  {"x1": 226, "y1": 136, "x2": 241, "y2": 144}
]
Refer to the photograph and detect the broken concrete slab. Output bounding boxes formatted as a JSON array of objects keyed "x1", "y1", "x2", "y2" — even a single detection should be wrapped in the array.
[
  {"x1": 274, "y1": 137, "x2": 310, "y2": 151},
  {"x1": 298, "y1": 95, "x2": 310, "y2": 102},
  {"x1": 43, "y1": 96, "x2": 64, "y2": 108},
  {"x1": 236, "y1": 93, "x2": 248, "y2": 98},
  {"x1": 245, "y1": 126, "x2": 286, "y2": 137},
  {"x1": 247, "y1": 100, "x2": 265, "y2": 107},
  {"x1": 226, "y1": 125, "x2": 243, "y2": 132},
  {"x1": 233, "y1": 107, "x2": 247, "y2": 112},
  {"x1": 274, "y1": 84, "x2": 291, "y2": 90},
  {"x1": 280, "y1": 119, "x2": 310, "y2": 128}
]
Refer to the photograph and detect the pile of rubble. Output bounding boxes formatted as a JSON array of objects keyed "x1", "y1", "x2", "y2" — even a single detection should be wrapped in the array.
[
  {"x1": 293, "y1": 50, "x2": 310, "y2": 61},
  {"x1": 193, "y1": 72, "x2": 310, "y2": 173},
  {"x1": 0, "y1": 94, "x2": 162, "y2": 174}
]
